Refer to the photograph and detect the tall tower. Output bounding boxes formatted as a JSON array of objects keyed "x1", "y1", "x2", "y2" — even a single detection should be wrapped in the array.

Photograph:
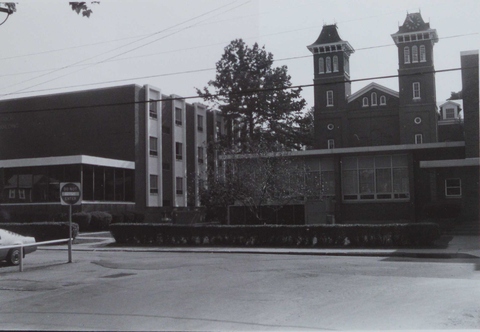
[
  {"x1": 391, "y1": 12, "x2": 439, "y2": 144},
  {"x1": 307, "y1": 24, "x2": 354, "y2": 149}
]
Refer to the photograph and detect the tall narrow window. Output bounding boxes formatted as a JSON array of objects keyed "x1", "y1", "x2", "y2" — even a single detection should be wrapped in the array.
[
  {"x1": 419, "y1": 45, "x2": 426, "y2": 62},
  {"x1": 176, "y1": 177, "x2": 183, "y2": 195},
  {"x1": 150, "y1": 175, "x2": 158, "y2": 194},
  {"x1": 344, "y1": 55, "x2": 350, "y2": 75},
  {"x1": 362, "y1": 97, "x2": 369, "y2": 107},
  {"x1": 326, "y1": 90, "x2": 334, "y2": 106},
  {"x1": 175, "y1": 142, "x2": 183, "y2": 160},
  {"x1": 327, "y1": 139, "x2": 335, "y2": 149},
  {"x1": 149, "y1": 99, "x2": 157, "y2": 119},
  {"x1": 412, "y1": 45, "x2": 418, "y2": 63},
  {"x1": 404, "y1": 46, "x2": 410, "y2": 64},
  {"x1": 413, "y1": 82, "x2": 421, "y2": 99},
  {"x1": 371, "y1": 92, "x2": 377, "y2": 106},
  {"x1": 197, "y1": 146, "x2": 204, "y2": 164},
  {"x1": 333, "y1": 56, "x2": 339, "y2": 72},
  {"x1": 415, "y1": 134, "x2": 423, "y2": 144},
  {"x1": 197, "y1": 114, "x2": 204, "y2": 132},
  {"x1": 380, "y1": 95, "x2": 386, "y2": 105},
  {"x1": 318, "y1": 57, "x2": 324, "y2": 74},
  {"x1": 326, "y1": 57, "x2": 332, "y2": 73},
  {"x1": 175, "y1": 107, "x2": 182, "y2": 125},
  {"x1": 149, "y1": 136, "x2": 158, "y2": 156}
]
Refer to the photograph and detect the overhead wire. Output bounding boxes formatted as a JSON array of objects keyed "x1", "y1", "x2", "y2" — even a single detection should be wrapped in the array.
[{"x1": 0, "y1": 66, "x2": 472, "y2": 115}]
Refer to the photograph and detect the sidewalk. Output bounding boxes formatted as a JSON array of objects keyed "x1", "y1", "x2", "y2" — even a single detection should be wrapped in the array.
[{"x1": 41, "y1": 231, "x2": 480, "y2": 259}]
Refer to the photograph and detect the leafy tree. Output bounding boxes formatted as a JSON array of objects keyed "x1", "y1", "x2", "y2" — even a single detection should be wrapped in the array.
[
  {"x1": 69, "y1": 2, "x2": 99, "y2": 18},
  {"x1": 197, "y1": 39, "x2": 308, "y2": 152},
  {"x1": 198, "y1": 141, "x2": 322, "y2": 224}
]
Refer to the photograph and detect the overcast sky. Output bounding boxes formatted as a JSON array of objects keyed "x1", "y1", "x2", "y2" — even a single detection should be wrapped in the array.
[{"x1": 0, "y1": 0, "x2": 478, "y2": 109}]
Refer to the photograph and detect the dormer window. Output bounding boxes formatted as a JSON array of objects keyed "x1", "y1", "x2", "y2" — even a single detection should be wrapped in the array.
[
  {"x1": 318, "y1": 57, "x2": 324, "y2": 74},
  {"x1": 371, "y1": 92, "x2": 377, "y2": 106},
  {"x1": 333, "y1": 56, "x2": 339, "y2": 72},
  {"x1": 404, "y1": 46, "x2": 410, "y2": 64},
  {"x1": 362, "y1": 97, "x2": 369, "y2": 107},
  {"x1": 412, "y1": 45, "x2": 418, "y2": 63},
  {"x1": 380, "y1": 95, "x2": 386, "y2": 105},
  {"x1": 445, "y1": 108, "x2": 456, "y2": 119},
  {"x1": 326, "y1": 57, "x2": 332, "y2": 73},
  {"x1": 419, "y1": 45, "x2": 426, "y2": 62}
]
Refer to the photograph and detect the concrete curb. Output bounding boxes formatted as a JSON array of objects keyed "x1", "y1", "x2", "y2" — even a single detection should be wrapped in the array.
[{"x1": 39, "y1": 243, "x2": 480, "y2": 259}]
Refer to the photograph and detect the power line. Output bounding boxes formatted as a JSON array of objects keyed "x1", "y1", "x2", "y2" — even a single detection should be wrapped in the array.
[
  {"x1": 2, "y1": 1, "x2": 248, "y2": 95},
  {"x1": 1, "y1": 31, "x2": 476, "y2": 98},
  {"x1": 0, "y1": 66, "x2": 471, "y2": 115}
]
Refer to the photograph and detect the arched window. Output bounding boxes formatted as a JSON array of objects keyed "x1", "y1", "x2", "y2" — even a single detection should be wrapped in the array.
[
  {"x1": 344, "y1": 55, "x2": 350, "y2": 75},
  {"x1": 371, "y1": 92, "x2": 377, "y2": 106},
  {"x1": 333, "y1": 56, "x2": 339, "y2": 72},
  {"x1": 362, "y1": 97, "x2": 369, "y2": 107},
  {"x1": 318, "y1": 57, "x2": 324, "y2": 74},
  {"x1": 380, "y1": 95, "x2": 386, "y2": 105},
  {"x1": 326, "y1": 57, "x2": 332, "y2": 73},
  {"x1": 404, "y1": 46, "x2": 410, "y2": 64},
  {"x1": 419, "y1": 45, "x2": 426, "y2": 62},
  {"x1": 412, "y1": 45, "x2": 418, "y2": 63}
]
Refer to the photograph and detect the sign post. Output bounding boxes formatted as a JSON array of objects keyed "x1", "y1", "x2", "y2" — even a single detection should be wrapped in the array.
[{"x1": 60, "y1": 182, "x2": 82, "y2": 263}]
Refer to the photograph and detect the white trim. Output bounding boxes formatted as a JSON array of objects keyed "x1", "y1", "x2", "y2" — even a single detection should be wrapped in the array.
[
  {"x1": 420, "y1": 158, "x2": 480, "y2": 168},
  {"x1": 347, "y1": 82, "x2": 399, "y2": 103},
  {"x1": 460, "y1": 50, "x2": 479, "y2": 56},
  {"x1": 221, "y1": 142, "x2": 466, "y2": 160},
  {"x1": 0, "y1": 155, "x2": 135, "y2": 169}
]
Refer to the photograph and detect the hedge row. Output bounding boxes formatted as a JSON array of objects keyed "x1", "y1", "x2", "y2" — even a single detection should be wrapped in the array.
[
  {"x1": 110, "y1": 223, "x2": 441, "y2": 248},
  {"x1": 0, "y1": 222, "x2": 79, "y2": 242},
  {"x1": 71, "y1": 211, "x2": 144, "y2": 232}
]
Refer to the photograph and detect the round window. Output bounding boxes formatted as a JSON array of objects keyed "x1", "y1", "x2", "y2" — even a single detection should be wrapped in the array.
[
  {"x1": 327, "y1": 123, "x2": 334, "y2": 130},
  {"x1": 414, "y1": 117, "x2": 422, "y2": 124}
]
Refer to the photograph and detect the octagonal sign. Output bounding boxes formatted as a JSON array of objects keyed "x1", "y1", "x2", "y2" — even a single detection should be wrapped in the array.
[{"x1": 60, "y1": 182, "x2": 82, "y2": 205}]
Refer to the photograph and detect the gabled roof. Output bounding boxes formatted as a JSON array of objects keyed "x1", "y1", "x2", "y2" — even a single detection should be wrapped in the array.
[
  {"x1": 438, "y1": 100, "x2": 463, "y2": 108},
  {"x1": 347, "y1": 82, "x2": 399, "y2": 103}
]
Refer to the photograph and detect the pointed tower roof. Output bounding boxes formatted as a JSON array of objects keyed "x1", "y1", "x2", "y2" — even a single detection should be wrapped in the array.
[{"x1": 307, "y1": 24, "x2": 354, "y2": 55}]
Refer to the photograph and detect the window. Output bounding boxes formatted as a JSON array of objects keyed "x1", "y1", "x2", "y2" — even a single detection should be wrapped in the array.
[
  {"x1": 445, "y1": 179, "x2": 461, "y2": 197},
  {"x1": 150, "y1": 175, "x2": 158, "y2": 194},
  {"x1": 9, "y1": 189, "x2": 15, "y2": 199},
  {"x1": 415, "y1": 134, "x2": 423, "y2": 144},
  {"x1": 412, "y1": 45, "x2": 418, "y2": 63},
  {"x1": 333, "y1": 56, "x2": 339, "y2": 72},
  {"x1": 175, "y1": 107, "x2": 182, "y2": 125},
  {"x1": 149, "y1": 136, "x2": 158, "y2": 156},
  {"x1": 341, "y1": 155, "x2": 409, "y2": 201},
  {"x1": 197, "y1": 114, "x2": 204, "y2": 131},
  {"x1": 176, "y1": 177, "x2": 183, "y2": 195},
  {"x1": 404, "y1": 46, "x2": 410, "y2": 64},
  {"x1": 326, "y1": 90, "x2": 334, "y2": 106},
  {"x1": 362, "y1": 97, "x2": 369, "y2": 107},
  {"x1": 419, "y1": 45, "x2": 426, "y2": 62},
  {"x1": 344, "y1": 55, "x2": 350, "y2": 75},
  {"x1": 175, "y1": 142, "x2": 183, "y2": 160},
  {"x1": 445, "y1": 108, "x2": 456, "y2": 119},
  {"x1": 371, "y1": 92, "x2": 377, "y2": 106},
  {"x1": 380, "y1": 95, "x2": 386, "y2": 105},
  {"x1": 327, "y1": 139, "x2": 335, "y2": 149},
  {"x1": 318, "y1": 57, "x2": 324, "y2": 74},
  {"x1": 149, "y1": 99, "x2": 157, "y2": 119},
  {"x1": 18, "y1": 189, "x2": 25, "y2": 200},
  {"x1": 197, "y1": 146, "x2": 204, "y2": 164},
  {"x1": 413, "y1": 82, "x2": 421, "y2": 99},
  {"x1": 326, "y1": 57, "x2": 332, "y2": 73}
]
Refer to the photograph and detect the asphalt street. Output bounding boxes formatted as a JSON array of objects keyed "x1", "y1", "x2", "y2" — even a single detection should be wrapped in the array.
[{"x1": 1, "y1": 249, "x2": 479, "y2": 331}]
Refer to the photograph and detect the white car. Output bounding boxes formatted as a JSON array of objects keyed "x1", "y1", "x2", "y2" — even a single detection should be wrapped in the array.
[{"x1": 0, "y1": 228, "x2": 37, "y2": 266}]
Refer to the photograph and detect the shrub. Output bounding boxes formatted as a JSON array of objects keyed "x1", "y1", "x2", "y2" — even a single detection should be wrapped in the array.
[
  {"x1": 0, "y1": 222, "x2": 79, "y2": 242},
  {"x1": 89, "y1": 212, "x2": 112, "y2": 231},
  {"x1": 111, "y1": 213, "x2": 125, "y2": 224},
  {"x1": 72, "y1": 212, "x2": 91, "y2": 231},
  {"x1": 109, "y1": 223, "x2": 440, "y2": 248},
  {"x1": 422, "y1": 201, "x2": 461, "y2": 219}
]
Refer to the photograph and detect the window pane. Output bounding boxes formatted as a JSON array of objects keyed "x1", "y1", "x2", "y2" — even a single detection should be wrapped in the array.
[
  {"x1": 105, "y1": 167, "x2": 115, "y2": 201},
  {"x1": 342, "y1": 157, "x2": 357, "y2": 170},
  {"x1": 114, "y1": 169, "x2": 125, "y2": 201},
  {"x1": 393, "y1": 168, "x2": 409, "y2": 193},
  {"x1": 392, "y1": 155, "x2": 408, "y2": 167},
  {"x1": 375, "y1": 155, "x2": 391, "y2": 168},
  {"x1": 359, "y1": 169, "x2": 374, "y2": 194},
  {"x1": 321, "y1": 171, "x2": 335, "y2": 196},
  {"x1": 83, "y1": 165, "x2": 94, "y2": 201},
  {"x1": 358, "y1": 156, "x2": 374, "y2": 169},
  {"x1": 342, "y1": 170, "x2": 358, "y2": 195},
  {"x1": 376, "y1": 168, "x2": 392, "y2": 193},
  {"x1": 94, "y1": 166, "x2": 105, "y2": 201}
]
